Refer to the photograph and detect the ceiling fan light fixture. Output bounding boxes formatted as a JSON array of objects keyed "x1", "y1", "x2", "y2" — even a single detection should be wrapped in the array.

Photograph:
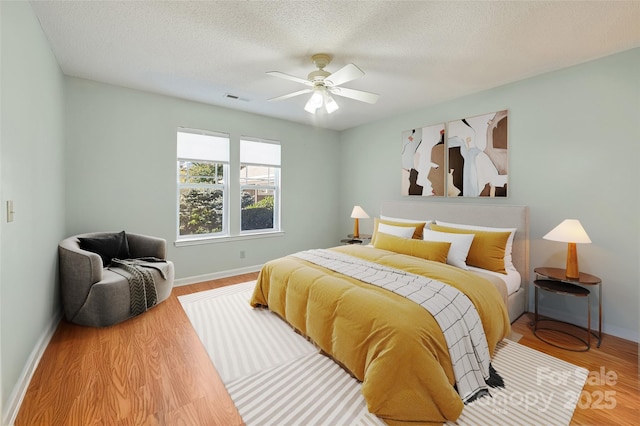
[
  {"x1": 323, "y1": 91, "x2": 339, "y2": 114},
  {"x1": 304, "y1": 89, "x2": 323, "y2": 113},
  {"x1": 269, "y1": 53, "x2": 377, "y2": 114}
]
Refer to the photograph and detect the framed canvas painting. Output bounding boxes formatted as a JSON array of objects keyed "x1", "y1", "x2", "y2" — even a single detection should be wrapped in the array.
[
  {"x1": 447, "y1": 110, "x2": 508, "y2": 197},
  {"x1": 401, "y1": 123, "x2": 446, "y2": 196}
]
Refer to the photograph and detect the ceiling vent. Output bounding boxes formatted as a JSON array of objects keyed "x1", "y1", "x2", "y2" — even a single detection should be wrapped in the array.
[{"x1": 224, "y1": 93, "x2": 249, "y2": 102}]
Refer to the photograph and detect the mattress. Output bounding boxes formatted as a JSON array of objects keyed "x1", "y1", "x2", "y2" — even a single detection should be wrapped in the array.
[{"x1": 468, "y1": 266, "x2": 521, "y2": 295}]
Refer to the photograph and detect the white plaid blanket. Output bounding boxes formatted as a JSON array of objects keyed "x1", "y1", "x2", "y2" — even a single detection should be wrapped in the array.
[{"x1": 292, "y1": 249, "x2": 499, "y2": 402}]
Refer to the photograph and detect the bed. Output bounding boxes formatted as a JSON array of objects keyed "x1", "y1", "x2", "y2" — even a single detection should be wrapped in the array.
[
  {"x1": 379, "y1": 201, "x2": 529, "y2": 323},
  {"x1": 250, "y1": 202, "x2": 529, "y2": 424}
]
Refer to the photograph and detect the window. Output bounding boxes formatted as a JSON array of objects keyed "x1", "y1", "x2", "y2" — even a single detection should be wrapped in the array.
[
  {"x1": 240, "y1": 138, "x2": 281, "y2": 233},
  {"x1": 177, "y1": 129, "x2": 229, "y2": 239},
  {"x1": 177, "y1": 129, "x2": 282, "y2": 243}
]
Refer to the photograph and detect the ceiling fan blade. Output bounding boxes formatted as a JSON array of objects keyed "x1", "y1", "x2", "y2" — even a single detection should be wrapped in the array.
[
  {"x1": 324, "y1": 63, "x2": 364, "y2": 87},
  {"x1": 268, "y1": 88, "x2": 312, "y2": 102},
  {"x1": 266, "y1": 71, "x2": 312, "y2": 86},
  {"x1": 329, "y1": 86, "x2": 379, "y2": 104}
]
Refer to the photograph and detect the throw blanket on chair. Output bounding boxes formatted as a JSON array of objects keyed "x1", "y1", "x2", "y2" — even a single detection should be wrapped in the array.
[
  {"x1": 292, "y1": 249, "x2": 504, "y2": 403},
  {"x1": 110, "y1": 258, "x2": 167, "y2": 316}
]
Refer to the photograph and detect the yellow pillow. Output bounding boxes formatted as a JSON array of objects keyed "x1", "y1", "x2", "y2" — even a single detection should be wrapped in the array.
[
  {"x1": 371, "y1": 218, "x2": 427, "y2": 244},
  {"x1": 429, "y1": 224, "x2": 510, "y2": 274},
  {"x1": 373, "y1": 232, "x2": 450, "y2": 263}
]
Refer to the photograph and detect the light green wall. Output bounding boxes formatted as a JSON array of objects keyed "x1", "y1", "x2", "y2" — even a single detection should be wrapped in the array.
[
  {"x1": 2, "y1": 1, "x2": 638, "y2": 419},
  {"x1": 3, "y1": 1, "x2": 342, "y2": 415},
  {"x1": 1, "y1": 0, "x2": 67, "y2": 414},
  {"x1": 64, "y1": 78, "x2": 343, "y2": 279},
  {"x1": 339, "y1": 48, "x2": 640, "y2": 342}
]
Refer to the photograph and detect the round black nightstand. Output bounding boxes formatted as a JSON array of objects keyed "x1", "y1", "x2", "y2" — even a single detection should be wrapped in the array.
[
  {"x1": 340, "y1": 238, "x2": 364, "y2": 245},
  {"x1": 341, "y1": 234, "x2": 371, "y2": 245},
  {"x1": 533, "y1": 267, "x2": 602, "y2": 352},
  {"x1": 532, "y1": 267, "x2": 602, "y2": 352}
]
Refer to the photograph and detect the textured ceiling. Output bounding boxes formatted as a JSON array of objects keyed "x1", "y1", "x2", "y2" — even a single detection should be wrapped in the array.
[{"x1": 31, "y1": 0, "x2": 640, "y2": 131}]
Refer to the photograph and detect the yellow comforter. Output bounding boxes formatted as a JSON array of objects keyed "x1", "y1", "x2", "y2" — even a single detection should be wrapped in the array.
[{"x1": 250, "y1": 245, "x2": 511, "y2": 424}]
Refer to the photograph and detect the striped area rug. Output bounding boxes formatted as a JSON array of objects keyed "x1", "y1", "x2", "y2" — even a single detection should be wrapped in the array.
[{"x1": 179, "y1": 281, "x2": 588, "y2": 426}]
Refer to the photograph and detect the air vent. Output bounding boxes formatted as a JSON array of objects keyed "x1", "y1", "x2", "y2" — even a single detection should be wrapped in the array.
[{"x1": 224, "y1": 93, "x2": 249, "y2": 102}]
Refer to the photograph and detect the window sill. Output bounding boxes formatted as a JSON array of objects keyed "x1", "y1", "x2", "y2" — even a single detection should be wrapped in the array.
[{"x1": 174, "y1": 231, "x2": 285, "y2": 247}]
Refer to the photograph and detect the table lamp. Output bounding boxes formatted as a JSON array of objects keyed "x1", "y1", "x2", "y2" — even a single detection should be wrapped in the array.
[
  {"x1": 543, "y1": 219, "x2": 592, "y2": 279},
  {"x1": 351, "y1": 206, "x2": 369, "y2": 239}
]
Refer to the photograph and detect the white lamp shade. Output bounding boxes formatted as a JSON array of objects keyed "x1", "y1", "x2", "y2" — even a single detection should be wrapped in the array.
[
  {"x1": 543, "y1": 219, "x2": 592, "y2": 244},
  {"x1": 350, "y1": 205, "x2": 369, "y2": 219}
]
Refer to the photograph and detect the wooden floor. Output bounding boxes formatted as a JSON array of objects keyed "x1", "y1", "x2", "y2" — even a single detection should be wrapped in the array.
[{"x1": 16, "y1": 274, "x2": 639, "y2": 425}]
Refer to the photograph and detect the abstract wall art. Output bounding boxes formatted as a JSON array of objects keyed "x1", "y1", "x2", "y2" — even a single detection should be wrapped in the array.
[
  {"x1": 402, "y1": 110, "x2": 508, "y2": 198},
  {"x1": 401, "y1": 123, "x2": 446, "y2": 197},
  {"x1": 447, "y1": 110, "x2": 508, "y2": 197}
]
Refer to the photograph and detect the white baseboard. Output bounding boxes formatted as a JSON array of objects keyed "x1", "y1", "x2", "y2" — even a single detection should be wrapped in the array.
[
  {"x1": 2, "y1": 310, "x2": 62, "y2": 426},
  {"x1": 174, "y1": 264, "x2": 263, "y2": 287}
]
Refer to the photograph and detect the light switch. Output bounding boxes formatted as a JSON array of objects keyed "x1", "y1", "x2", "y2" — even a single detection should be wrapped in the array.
[{"x1": 7, "y1": 200, "x2": 14, "y2": 222}]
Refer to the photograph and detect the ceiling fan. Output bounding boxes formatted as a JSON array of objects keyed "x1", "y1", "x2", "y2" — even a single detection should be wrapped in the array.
[{"x1": 267, "y1": 54, "x2": 379, "y2": 114}]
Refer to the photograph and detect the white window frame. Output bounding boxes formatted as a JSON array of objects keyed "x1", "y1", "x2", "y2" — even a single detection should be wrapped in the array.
[
  {"x1": 175, "y1": 130, "x2": 284, "y2": 246},
  {"x1": 176, "y1": 128, "x2": 230, "y2": 241},
  {"x1": 239, "y1": 137, "x2": 281, "y2": 234}
]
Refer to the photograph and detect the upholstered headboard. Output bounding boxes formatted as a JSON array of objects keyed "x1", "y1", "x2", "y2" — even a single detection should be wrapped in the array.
[{"x1": 380, "y1": 201, "x2": 529, "y2": 321}]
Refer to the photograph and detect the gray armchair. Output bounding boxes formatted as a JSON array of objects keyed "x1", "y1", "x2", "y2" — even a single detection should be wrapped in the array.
[{"x1": 58, "y1": 232, "x2": 174, "y2": 327}]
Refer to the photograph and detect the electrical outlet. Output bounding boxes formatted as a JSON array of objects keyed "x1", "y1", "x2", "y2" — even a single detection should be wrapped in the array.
[{"x1": 240, "y1": 250, "x2": 246, "y2": 259}]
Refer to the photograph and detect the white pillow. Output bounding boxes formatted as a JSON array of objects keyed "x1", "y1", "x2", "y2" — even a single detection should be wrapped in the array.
[
  {"x1": 377, "y1": 223, "x2": 415, "y2": 239},
  {"x1": 435, "y1": 220, "x2": 517, "y2": 271},
  {"x1": 380, "y1": 215, "x2": 432, "y2": 226},
  {"x1": 423, "y1": 229, "x2": 474, "y2": 270}
]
